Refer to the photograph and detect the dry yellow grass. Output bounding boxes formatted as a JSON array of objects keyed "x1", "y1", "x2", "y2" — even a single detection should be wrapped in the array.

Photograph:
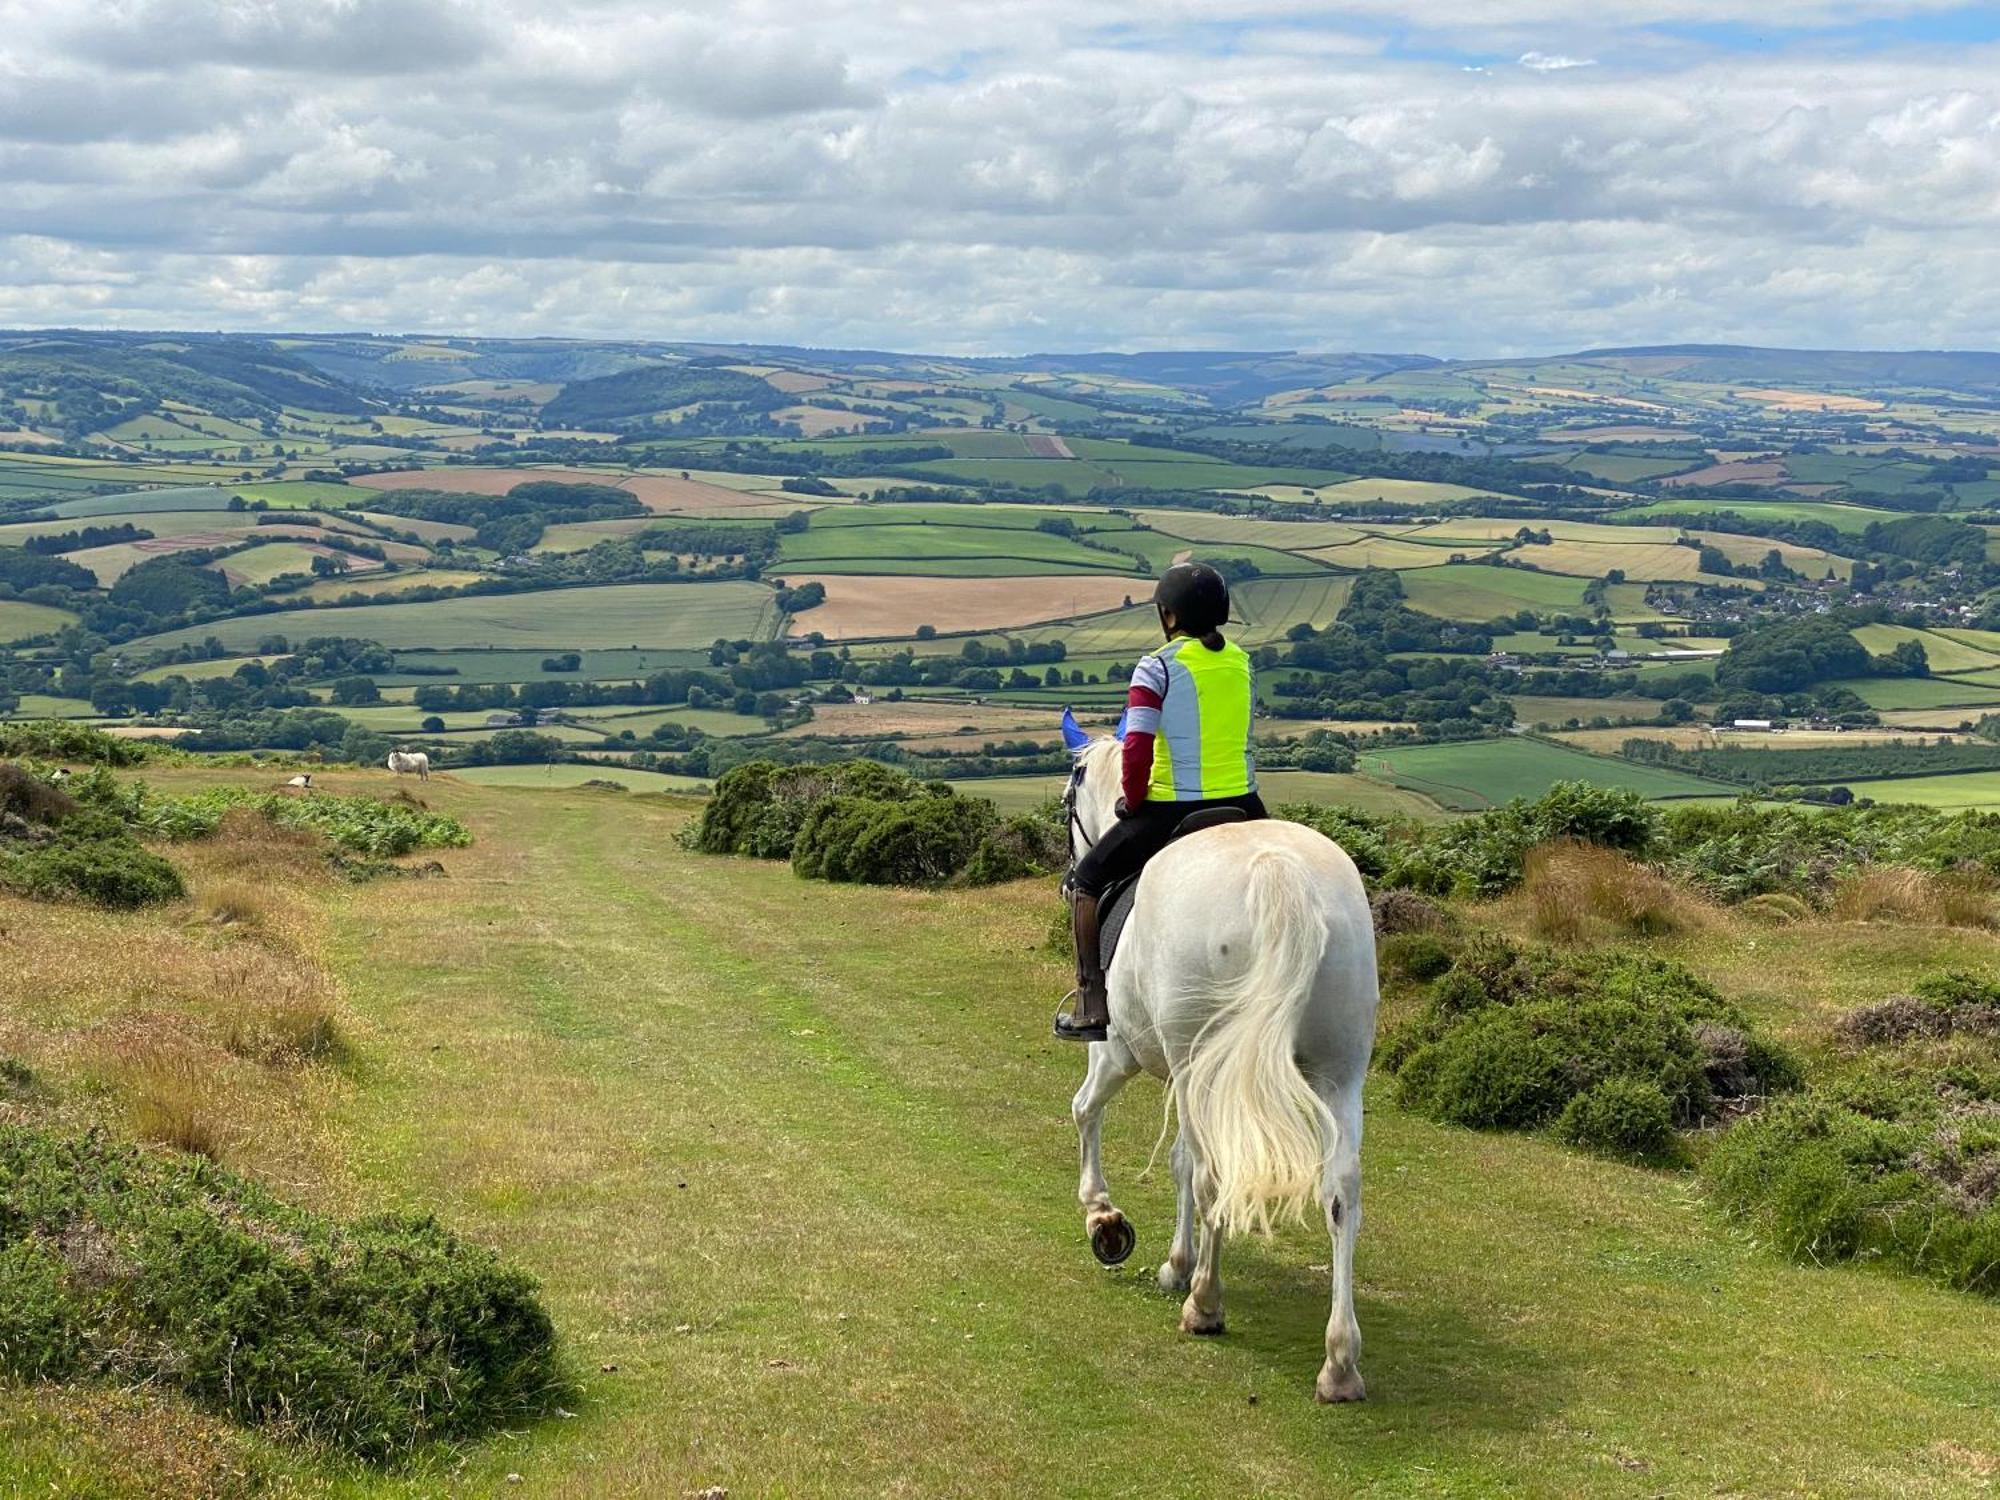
[
  {"x1": 1830, "y1": 866, "x2": 1997, "y2": 928},
  {"x1": 772, "y1": 573, "x2": 1143, "y2": 638},
  {"x1": 1520, "y1": 839, "x2": 1711, "y2": 943},
  {"x1": 0, "y1": 807, "x2": 352, "y2": 1188}
]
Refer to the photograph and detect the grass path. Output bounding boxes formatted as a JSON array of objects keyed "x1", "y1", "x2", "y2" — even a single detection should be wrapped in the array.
[{"x1": 288, "y1": 781, "x2": 2000, "y2": 1495}]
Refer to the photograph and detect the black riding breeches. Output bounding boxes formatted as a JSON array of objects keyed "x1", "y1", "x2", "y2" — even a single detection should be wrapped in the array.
[{"x1": 1071, "y1": 791, "x2": 1267, "y2": 899}]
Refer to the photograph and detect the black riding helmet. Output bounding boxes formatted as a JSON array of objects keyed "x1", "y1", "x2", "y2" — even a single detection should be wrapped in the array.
[{"x1": 1153, "y1": 561, "x2": 1230, "y2": 640}]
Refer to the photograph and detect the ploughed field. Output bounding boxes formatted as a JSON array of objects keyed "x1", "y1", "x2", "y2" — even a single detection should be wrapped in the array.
[{"x1": 10, "y1": 770, "x2": 2000, "y2": 1496}]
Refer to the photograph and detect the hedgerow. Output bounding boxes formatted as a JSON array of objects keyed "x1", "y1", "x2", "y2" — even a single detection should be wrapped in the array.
[{"x1": 0, "y1": 1125, "x2": 566, "y2": 1457}]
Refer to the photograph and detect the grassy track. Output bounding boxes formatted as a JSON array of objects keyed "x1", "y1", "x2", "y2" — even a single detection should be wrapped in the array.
[{"x1": 81, "y1": 776, "x2": 1982, "y2": 1497}]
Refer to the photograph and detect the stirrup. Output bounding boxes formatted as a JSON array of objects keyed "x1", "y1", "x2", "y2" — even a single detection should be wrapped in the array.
[{"x1": 1053, "y1": 989, "x2": 1108, "y2": 1043}]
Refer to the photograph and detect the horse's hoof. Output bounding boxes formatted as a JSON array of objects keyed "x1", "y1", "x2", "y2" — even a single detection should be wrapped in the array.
[
  {"x1": 1179, "y1": 1304, "x2": 1225, "y2": 1336},
  {"x1": 1315, "y1": 1366, "x2": 1366, "y2": 1404},
  {"x1": 1157, "y1": 1260, "x2": 1190, "y2": 1294},
  {"x1": 1088, "y1": 1211, "x2": 1135, "y2": 1266}
]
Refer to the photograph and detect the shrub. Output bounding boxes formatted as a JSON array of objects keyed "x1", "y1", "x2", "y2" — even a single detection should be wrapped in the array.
[
  {"x1": 792, "y1": 789, "x2": 996, "y2": 886},
  {"x1": 0, "y1": 1125, "x2": 566, "y2": 1457},
  {"x1": 961, "y1": 809, "x2": 1066, "y2": 886},
  {"x1": 1377, "y1": 930, "x2": 1456, "y2": 984},
  {"x1": 1384, "y1": 937, "x2": 1797, "y2": 1142},
  {"x1": 1556, "y1": 1077, "x2": 1680, "y2": 1163},
  {"x1": 1369, "y1": 887, "x2": 1450, "y2": 935},
  {"x1": 0, "y1": 720, "x2": 152, "y2": 767},
  {"x1": 2, "y1": 836, "x2": 184, "y2": 908}
]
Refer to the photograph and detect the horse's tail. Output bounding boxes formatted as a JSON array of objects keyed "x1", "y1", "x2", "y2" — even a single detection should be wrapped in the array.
[{"x1": 1177, "y1": 844, "x2": 1332, "y2": 1238}]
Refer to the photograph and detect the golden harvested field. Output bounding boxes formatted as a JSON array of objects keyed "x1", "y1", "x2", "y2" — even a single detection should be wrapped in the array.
[
  {"x1": 1551, "y1": 725, "x2": 1961, "y2": 754},
  {"x1": 777, "y1": 701, "x2": 1099, "y2": 741},
  {"x1": 1405, "y1": 518, "x2": 1685, "y2": 546},
  {"x1": 1736, "y1": 388, "x2": 1886, "y2": 411},
  {"x1": 775, "y1": 572, "x2": 1142, "y2": 639},
  {"x1": 1546, "y1": 425, "x2": 1699, "y2": 442},
  {"x1": 769, "y1": 405, "x2": 885, "y2": 437},
  {"x1": 293, "y1": 568, "x2": 490, "y2": 602},
  {"x1": 617, "y1": 474, "x2": 807, "y2": 515},
  {"x1": 351, "y1": 466, "x2": 615, "y2": 495},
  {"x1": 1696, "y1": 532, "x2": 1853, "y2": 579},
  {"x1": 1661, "y1": 460, "x2": 1787, "y2": 489},
  {"x1": 1303, "y1": 537, "x2": 1495, "y2": 569},
  {"x1": 352, "y1": 511, "x2": 477, "y2": 542},
  {"x1": 1518, "y1": 539, "x2": 1764, "y2": 586},
  {"x1": 1308, "y1": 478, "x2": 1516, "y2": 508}
]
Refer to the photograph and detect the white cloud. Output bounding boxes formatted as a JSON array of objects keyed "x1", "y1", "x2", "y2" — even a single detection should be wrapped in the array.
[
  {"x1": 0, "y1": 1, "x2": 1993, "y2": 352},
  {"x1": 1518, "y1": 51, "x2": 1597, "y2": 71}
]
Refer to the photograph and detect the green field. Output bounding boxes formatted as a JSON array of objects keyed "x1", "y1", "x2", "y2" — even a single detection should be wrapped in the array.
[
  {"x1": 131, "y1": 581, "x2": 782, "y2": 654},
  {"x1": 778, "y1": 522, "x2": 1140, "y2": 574},
  {"x1": 1610, "y1": 498, "x2": 1904, "y2": 532},
  {"x1": 1398, "y1": 564, "x2": 1592, "y2": 620},
  {"x1": 0, "y1": 599, "x2": 78, "y2": 642},
  {"x1": 1831, "y1": 674, "x2": 2000, "y2": 711},
  {"x1": 945, "y1": 768, "x2": 1445, "y2": 819},
  {"x1": 1358, "y1": 736, "x2": 1729, "y2": 810},
  {"x1": 446, "y1": 763, "x2": 714, "y2": 792},
  {"x1": 1842, "y1": 770, "x2": 2000, "y2": 807},
  {"x1": 1851, "y1": 624, "x2": 2000, "y2": 674}
]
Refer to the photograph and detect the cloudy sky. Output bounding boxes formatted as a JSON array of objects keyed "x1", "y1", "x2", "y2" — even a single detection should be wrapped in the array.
[{"x1": 3, "y1": 0, "x2": 1998, "y2": 355}]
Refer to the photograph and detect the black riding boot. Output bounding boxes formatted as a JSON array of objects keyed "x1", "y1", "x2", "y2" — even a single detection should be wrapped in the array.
[{"x1": 1054, "y1": 892, "x2": 1109, "y2": 1043}]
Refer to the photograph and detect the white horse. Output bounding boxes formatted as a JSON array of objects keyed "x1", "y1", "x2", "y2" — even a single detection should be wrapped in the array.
[
  {"x1": 1065, "y1": 734, "x2": 1380, "y2": 1402},
  {"x1": 385, "y1": 749, "x2": 430, "y2": 781}
]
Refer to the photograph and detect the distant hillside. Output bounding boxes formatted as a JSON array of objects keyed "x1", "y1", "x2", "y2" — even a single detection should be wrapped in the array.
[{"x1": 1493, "y1": 344, "x2": 2000, "y2": 394}]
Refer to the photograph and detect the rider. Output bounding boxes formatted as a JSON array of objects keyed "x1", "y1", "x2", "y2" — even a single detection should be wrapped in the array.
[{"x1": 1055, "y1": 561, "x2": 1268, "y2": 1042}]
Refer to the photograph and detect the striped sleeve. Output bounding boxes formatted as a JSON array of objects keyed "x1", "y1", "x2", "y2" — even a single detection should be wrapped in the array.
[
  {"x1": 1124, "y1": 654, "x2": 1166, "y2": 736},
  {"x1": 1121, "y1": 654, "x2": 1166, "y2": 807}
]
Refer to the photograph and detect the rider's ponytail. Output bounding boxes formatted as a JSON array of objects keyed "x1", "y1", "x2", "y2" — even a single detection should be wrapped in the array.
[{"x1": 1200, "y1": 629, "x2": 1224, "y2": 650}]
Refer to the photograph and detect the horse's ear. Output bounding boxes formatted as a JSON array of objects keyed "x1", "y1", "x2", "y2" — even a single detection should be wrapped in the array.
[
  {"x1": 1113, "y1": 709, "x2": 1128, "y2": 741},
  {"x1": 1060, "y1": 707, "x2": 1090, "y2": 753}
]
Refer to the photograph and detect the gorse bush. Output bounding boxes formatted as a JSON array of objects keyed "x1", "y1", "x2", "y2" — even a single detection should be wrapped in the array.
[
  {"x1": 1382, "y1": 934, "x2": 1800, "y2": 1142},
  {"x1": 1556, "y1": 1077, "x2": 1680, "y2": 1164},
  {"x1": 0, "y1": 719, "x2": 154, "y2": 767},
  {"x1": 689, "y1": 760, "x2": 1064, "y2": 887},
  {"x1": 0, "y1": 1125, "x2": 566, "y2": 1458},
  {"x1": 1706, "y1": 969, "x2": 2000, "y2": 1296},
  {"x1": 0, "y1": 762, "x2": 184, "y2": 909}
]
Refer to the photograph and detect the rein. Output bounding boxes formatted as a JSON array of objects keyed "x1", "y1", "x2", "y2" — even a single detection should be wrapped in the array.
[{"x1": 1059, "y1": 755, "x2": 1089, "y2": 897}]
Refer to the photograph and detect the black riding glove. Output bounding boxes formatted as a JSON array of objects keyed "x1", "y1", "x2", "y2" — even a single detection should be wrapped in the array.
[{"x1": 1114, "y1": 797, "x2": 1133, "y2": 820}]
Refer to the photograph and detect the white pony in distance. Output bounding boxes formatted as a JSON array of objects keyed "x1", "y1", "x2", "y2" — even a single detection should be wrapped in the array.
[
  {"x1": 1065, "y1": 732, "x2": 1379, "y2": 1402},
  {"x1": 385, "y1": 749, "x2": 430, "y2": 780}
]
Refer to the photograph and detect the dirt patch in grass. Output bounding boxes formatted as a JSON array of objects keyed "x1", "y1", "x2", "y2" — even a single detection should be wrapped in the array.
[{"x1": 773, "y1": 573, "x2": 1143, "y2": 638}]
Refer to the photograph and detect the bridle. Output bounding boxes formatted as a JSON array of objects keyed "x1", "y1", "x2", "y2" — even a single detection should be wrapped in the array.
[{"x1": 1059, "y1": 754, "x2": 1090, "y2": 898}]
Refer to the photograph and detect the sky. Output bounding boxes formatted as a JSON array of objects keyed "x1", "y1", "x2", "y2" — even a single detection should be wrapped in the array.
[{"x1": 2, "y1": 0, "x2": 1998, "y2": 356}]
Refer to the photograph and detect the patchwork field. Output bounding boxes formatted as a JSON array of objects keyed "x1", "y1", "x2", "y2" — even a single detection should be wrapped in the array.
[
  {"x1": 1357, "y1": 737, "x2": 1729, "y2": 810},
  {"x1": 1398, "y1": 564, "x2": 1592, "y2": 619},
  {"x1": 776, "y1": 573, "x2": 1143, "y2": 639},
  {"x1": 133, "y1": 581, "x2": 782, "y2": 653}
]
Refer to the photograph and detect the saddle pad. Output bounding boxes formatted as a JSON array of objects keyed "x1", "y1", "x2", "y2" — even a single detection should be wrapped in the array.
[{"x1": 1098, "y1": 876, "x2": 1140, "y2": 972}]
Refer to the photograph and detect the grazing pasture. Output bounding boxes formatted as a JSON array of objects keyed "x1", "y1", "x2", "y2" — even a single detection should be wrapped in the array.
[
  {"x1": 447, "y1": 763, "x2": 714, "y2": 792},
  {"x1": 1358, "y1": 737, "x2": 1729, "y2": 809},
  {"x1": 777, "y1": 521, "x2": 1139, "y2": 575},
  {"x1": 1398, "y1": 564, "x2": 1592, "y2": 619},
  {"x1": 0, "y1": 599, "x2": 77, "y2": 642},
  {"x1": 1851, "y1": 624, "x2": 2000, "y2": 675},
  {"x1": 1840, "y1": 770, "x2": 2000, "y2": 808},
  {"x1": 132, "y1": 581, "x2": 782, "y2": 653},
  {"x1": 773, "y1": 573, "x2": 1142, "y2": 639}
]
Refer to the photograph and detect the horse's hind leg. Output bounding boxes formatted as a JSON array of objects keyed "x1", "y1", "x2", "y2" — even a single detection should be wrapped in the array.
[
  {"x1": 1315, "y1": 1080, "x2": 1366, "y2": 1403},
  {"x1": 1072, "y1": 1039, "x2": 1140, "y2": 1265},
  {"x1": 1158, "y1": 1128, "x2": 1196, "y2": 1294}
]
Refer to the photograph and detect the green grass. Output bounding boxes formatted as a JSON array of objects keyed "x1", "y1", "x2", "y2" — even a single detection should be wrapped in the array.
[
  {"x1": 1358, "y1": 737, "x2": 1729, "y2": 810},
  {"x1": 1841, "y1": 770, "x2": 2000, "y2": 808},
  {"x1": 941, "y1": 768, "x2": 1445, "y2": 818},
  {"x1": 447, "y1": 763, "x2": 713, "y2": 792},
  {"x1": 1851, "y1": 625, "x2": 2000, "y2": 675},
  {"x1": 213, "y1": 541, "x2": 344, "y2": 587},
  {"x1": 1610, "y1": 498, "x2": 1903, "y2": 533},
  {"x1": 18, "y1": 769, "x2": 1991, "y2": 1495},
  {"x1": 6, "y1": 694, "x2": 95, "y2": 718},
  {"x1": 0, "y1": 600, "x2": 77, "y2": 643},
  {"x1": 778, "y1": 523, "x2": 1141, "y2": 574},
  {"x1": 1828, "y1": 675, "x2": 2000, "y2": 711},
  {"x1": 1398, "y1": 565, "x2": 1592, "y2": 620},
  {"x1": 130, "y1": 582, "x2": 781, "y2": 654}
]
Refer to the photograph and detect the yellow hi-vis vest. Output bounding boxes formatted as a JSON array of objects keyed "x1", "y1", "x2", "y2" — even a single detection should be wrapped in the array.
[{"x1": 1144, "y1": 636, "x2": 1257, "y2": 802}]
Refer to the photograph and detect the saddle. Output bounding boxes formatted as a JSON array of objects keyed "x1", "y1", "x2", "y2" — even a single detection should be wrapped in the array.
[{"x1": 1097, "y1": 806, "x2": 1251, "y2": 971}]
